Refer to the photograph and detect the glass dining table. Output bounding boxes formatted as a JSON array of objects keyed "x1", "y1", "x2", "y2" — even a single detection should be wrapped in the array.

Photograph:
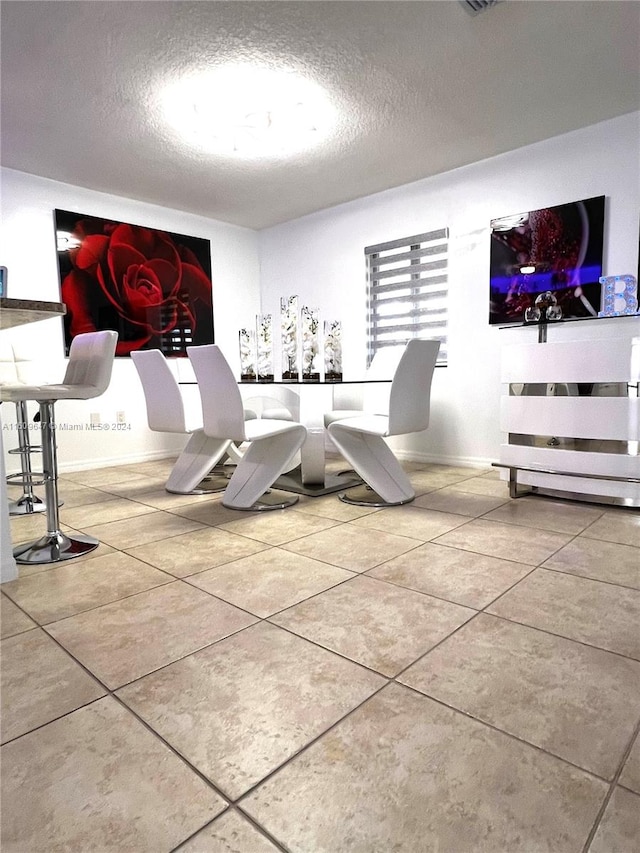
[{"x1": 179, "y1": 376, "x2": 392, "y2": 497}]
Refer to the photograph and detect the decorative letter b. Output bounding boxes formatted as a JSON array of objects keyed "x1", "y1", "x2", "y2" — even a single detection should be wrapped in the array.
[{"x1": 598, "y1": 275, "x2": 638, "y2": 317}]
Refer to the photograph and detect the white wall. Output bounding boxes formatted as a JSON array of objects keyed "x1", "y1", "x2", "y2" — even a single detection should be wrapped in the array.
[
  {"x1": 258, "y1": 113, "x2": 640, "y2": 466},
  {"x1": 1, "y1": 168, "x2": 260, "y2": 472},
  {"x1": 3, "y1": 113, "x2": 639, "y2": 474}
]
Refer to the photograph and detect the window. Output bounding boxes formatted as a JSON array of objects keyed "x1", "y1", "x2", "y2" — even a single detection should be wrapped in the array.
[{"x1": 365, "y1": 228, "x2": 449, "y2": 366}]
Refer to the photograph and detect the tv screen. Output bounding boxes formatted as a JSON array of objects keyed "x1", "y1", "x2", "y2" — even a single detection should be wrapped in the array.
[{"x1": 489, "y1": 195, "x2": 605, "y2": 325}]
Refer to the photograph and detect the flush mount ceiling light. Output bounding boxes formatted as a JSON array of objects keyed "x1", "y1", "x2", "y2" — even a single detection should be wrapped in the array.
[{"x1": 161, "y1": 65, "x2": 335, "y2": 158}]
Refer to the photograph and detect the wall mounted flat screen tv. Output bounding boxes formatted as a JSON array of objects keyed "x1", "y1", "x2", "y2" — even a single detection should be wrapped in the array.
[{"x1": 489, "y1": 195, "x2": 605, "y2": 325}]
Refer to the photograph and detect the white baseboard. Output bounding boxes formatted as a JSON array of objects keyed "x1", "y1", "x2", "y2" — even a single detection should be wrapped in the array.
[
  {"x1": 8, "y1": 448, "x2": 496, "y2": 478},
  {"x1": 57, "y1": 449, "x2": 178, "y2": 475},
  {"x1": 393, "y1": 449, "x2": 496, "y2": 469},
  {"x1": 325, "y1": 448, "x2": 495, "y2": 470}
]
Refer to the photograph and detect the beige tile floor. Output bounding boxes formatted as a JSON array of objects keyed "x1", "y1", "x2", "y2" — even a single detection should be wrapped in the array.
[{"x1": 1, "y1": 458, "x2": 639, "y2": 852}]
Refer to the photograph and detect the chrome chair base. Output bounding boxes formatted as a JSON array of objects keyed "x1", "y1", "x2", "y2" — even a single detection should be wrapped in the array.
[
  {"x1": 8, "y1": 493, "x2": 46, "y2": 515},
  {"x1": 224, "y1": 490, "x2": 299, "y2": 512},
  {"x1": 14, "y1": 531, "x2": 99, "y2": 565},
  {"x1": 338, "y1": 484, "x2": 415, "y2": 507},
  {"x1": 166, "y1": 464, "x2": 236, "y2": 495}
]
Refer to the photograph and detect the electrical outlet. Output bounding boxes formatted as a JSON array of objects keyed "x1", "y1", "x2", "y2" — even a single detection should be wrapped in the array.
[
  {"x1": 116, "y1": 411, "x2": 126, "y2": 424},
  {"x1": 90, "y1": 412, "x2": 100, "y2": 426}
]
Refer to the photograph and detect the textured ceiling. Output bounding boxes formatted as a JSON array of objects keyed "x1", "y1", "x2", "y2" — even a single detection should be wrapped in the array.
[{"x1": 1, "y1": 1, "x2": 639, "y2": 229}]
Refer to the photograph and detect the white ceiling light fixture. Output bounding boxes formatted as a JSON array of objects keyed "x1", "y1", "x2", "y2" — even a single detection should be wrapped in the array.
[{"x1": 161, "y1": 65, "x2": 335, "y2": 159}]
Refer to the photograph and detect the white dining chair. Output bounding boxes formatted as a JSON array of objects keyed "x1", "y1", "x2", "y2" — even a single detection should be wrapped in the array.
[
  {"x1": 131, "y1": 349, "x2": 241, "y2": 494},
  {"x1": 243, "y1": 385, "x2": 301, "y2": 423},
  {"x1": 327, "y1": 339, "x2": 440, "y2": 506},
  {"x1": 323, "y1": 345, "x2": 406, "y2": 427},
  {"x1": 187, "y1": 344, "x2": 307, "y2": 510}
]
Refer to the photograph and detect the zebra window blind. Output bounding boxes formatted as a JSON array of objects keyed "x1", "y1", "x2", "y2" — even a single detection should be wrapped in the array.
[{"x1": 365, "y1": 228, "x2": 449, "y2": 366}]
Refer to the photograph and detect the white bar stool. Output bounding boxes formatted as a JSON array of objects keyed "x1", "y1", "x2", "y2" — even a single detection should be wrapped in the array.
[{"x1": 1, "y1": 331, "x2": 118, "y2": 564}]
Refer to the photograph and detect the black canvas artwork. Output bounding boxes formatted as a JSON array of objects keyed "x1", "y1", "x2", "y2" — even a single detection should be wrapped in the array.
[{"x1": 55, "y1": 209, "x2": 214, "y2": 356}]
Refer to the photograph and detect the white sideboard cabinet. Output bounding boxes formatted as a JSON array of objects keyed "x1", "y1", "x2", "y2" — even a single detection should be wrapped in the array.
[{"x1": 498, "y1": 332, "x2": 640, "y2": 506}]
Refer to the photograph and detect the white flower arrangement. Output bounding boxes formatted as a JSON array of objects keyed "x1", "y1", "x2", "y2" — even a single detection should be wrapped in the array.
[
  {"x1": 323, "y1": 320, "x2": 342, "y2": 376},
  {"x1": 300, "y1": 306, "x2": 319, "y2": 376},
  {"x1": 256, "y1": 314, "x2": 273, "y2": 379},
  {"x1": 238, "y1": 329, "x2": 256, "y2": 378},
  {"x1": 280, "y1": 295, "x2": 298, "y2": 377}
]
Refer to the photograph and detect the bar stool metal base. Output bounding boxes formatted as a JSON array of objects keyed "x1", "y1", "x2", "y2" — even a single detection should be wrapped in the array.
[
  {"x1": 14, "y1": 531, "x2": 99, "y2": 565},
  {"x1": 338, "y1": 484, "x2": 415, "y2": 507},
  {"x1": 6, "y1": 400, "x2": 47, "y2": 515},
  {"x1": 8, "y1": 493, "x2": 46, "y2": 515},
  {"x1": 223, "y1": 490, "x2": 299, "y2": 511}
]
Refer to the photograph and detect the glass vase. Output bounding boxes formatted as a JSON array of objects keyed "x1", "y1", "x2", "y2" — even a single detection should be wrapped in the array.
[
  {"x1": 280, "y1": 295, "x2": 299, "y2": 382},
  {"x1": 256, "y1": 314, "x2": 274, "y2": 382},
  {"x1": 323, "y1": 320, "x2": 342, "y2": 382},
  {"x1": 238, "y1": 329, "x2": 256, "y2": 382},
  {"x1": 300, "y1": 306, "x2": 320, "y2": 382}
]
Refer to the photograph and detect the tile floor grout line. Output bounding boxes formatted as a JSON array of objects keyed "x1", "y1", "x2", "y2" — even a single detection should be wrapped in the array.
[
  {"x1": 410, "y1": 535, "x2": 539, "y2": 566},
  {"x1": 480, "y1": 608, "x2": 640, "y2": 666},
  {"x1": 540, "y1": 562, "x2": 640, "y2": 593},
  {"x1": 170, "y1": 804, "x2": 291, "y2": 853},
  {"x1": 5, "y1": 608, "x2": 268, "y2": 750},
  {"x1": 580, "y1": 716, "x2": 640, "y2": 853},
  {"x1": 473, "y1": 518, "x2": 591, "y2": 610},
  {"x1": 231, "y1": 803, "x2": 292, "y2": 853},
  {"x1": 124, "y1": 541, "x2": 279, "y2": 579},
  {"x1": 468, "y1": 514, "x2": 611, "y2": 538},
  {"x1": 183, "y1": 568, "x2": 360, "y2": 619},
  {"x1": 44, "y1": 611, "x2": 261, "y2": 694},
  {"x1": 420, "y1": 537, "x2": 573, "y2": 570},
  {"x1": 40, "y1": 588, "x2": 381, "y2": 702},
  {"x1": 395, "y1": 681, "x2": 617, "y2": 787},
  {"x1": 7, "y1": 539, "x2": 383, "y2": 691},
  {"x1": 122, "y1": 656, "x2": 391, "y2": 811},
  {"x1": 0, "y1": 589, "x2": 40, "y2": 634},
  {"x1": 3, "y1": 573, "x2": 176, "y2": 628},
  {"x1": 4, "y1": 562, "x2": 264, "y2": 684},
  {"x1": 279, "y1": 536, "x2": 426, "y2": 572},
  {"x1": 187, "y1": 519, "x2": 347, "y2": 548},
  {"x1": 232, "y1": 678, "x2": 393, "y2": 806},
  {"x1": 261, "y1": 615, "x2": 399, "y2": 681},
  {"x1": 56, "y1": 520, "x2": 209, "y2": 549},
  {"x1": 0, "y1": 693, "x2": 108, "y2": 748},
  {"x1": 476, "y1": 565, "x2": 540, "y2": 610},
  {"x1": 389, "y1": 609, "x2": 484, "y2": 682},
  {"x1": 360, "y1": 562, "x2": 537, "y2": 612},
  {"x1": 106, "y1": 690, "x2": 235, "y2": 802}
]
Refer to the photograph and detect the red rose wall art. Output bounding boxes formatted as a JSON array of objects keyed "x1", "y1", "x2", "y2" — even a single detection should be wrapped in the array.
[{"x1": 54, "y1": 210, "x2": 214, "y2": 357}]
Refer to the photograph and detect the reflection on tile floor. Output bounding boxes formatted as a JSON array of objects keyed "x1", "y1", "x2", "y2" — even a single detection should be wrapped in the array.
[{"x1": 2, "y1": 459, "x2": 639, "y2": 852}]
